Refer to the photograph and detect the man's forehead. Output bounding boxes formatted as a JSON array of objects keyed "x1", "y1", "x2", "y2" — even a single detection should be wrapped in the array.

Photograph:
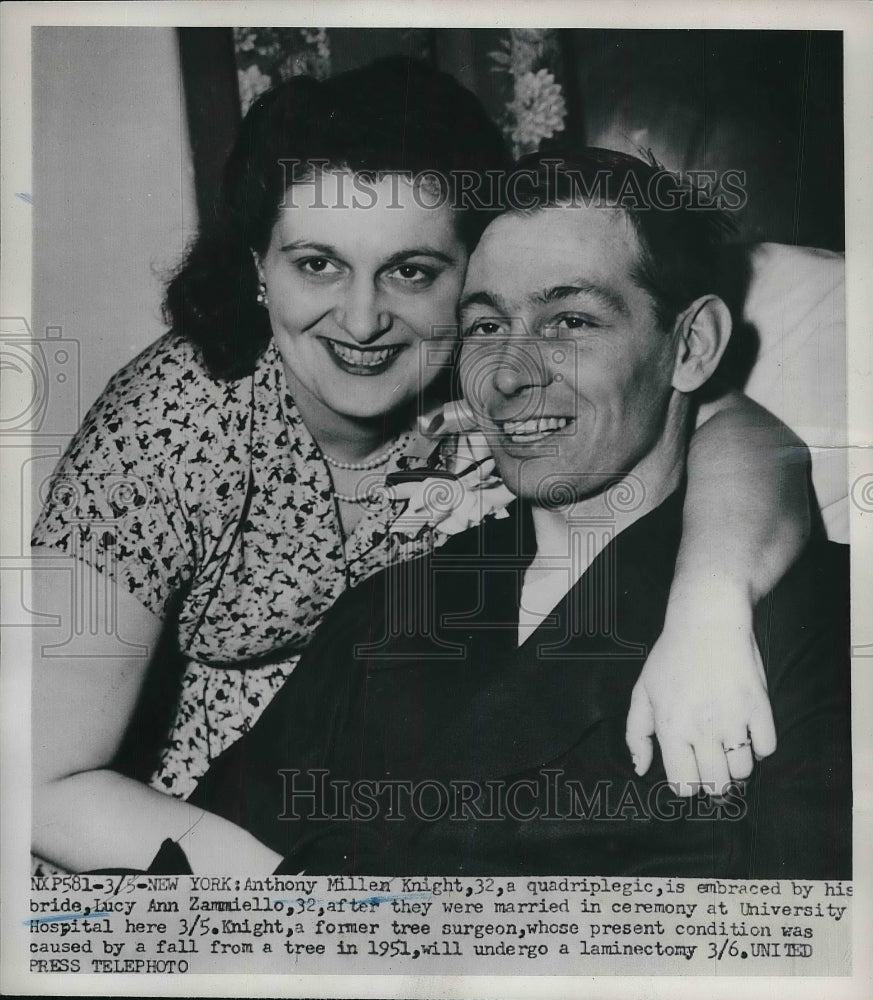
[{"x1": 462, "y1": 205, "x2": 642, "y2": 309}]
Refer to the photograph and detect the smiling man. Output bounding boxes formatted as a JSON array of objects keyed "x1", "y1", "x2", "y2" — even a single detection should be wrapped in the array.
[
  {"x1": 454, "y1": 161, "x2": 735, "y2": 651},
  {"x1": 190, "y1": 150, "x2": 851, "y2": 878},
  {"x1": 458, "y1": 193, "x2": 697, "y2": 509}
]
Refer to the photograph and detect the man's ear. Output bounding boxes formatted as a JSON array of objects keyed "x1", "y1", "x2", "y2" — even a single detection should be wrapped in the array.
[{"x1": 670, "y1": 295, "x2": 733, "y2": 393}]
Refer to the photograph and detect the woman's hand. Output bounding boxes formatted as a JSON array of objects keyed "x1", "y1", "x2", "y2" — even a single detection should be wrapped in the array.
[
  {"x1": 632, "y1": 391, "x2": 809, "y2": 796},
  {"x1": 625, "y1": 584, "x2": 777, "y2": 796}
]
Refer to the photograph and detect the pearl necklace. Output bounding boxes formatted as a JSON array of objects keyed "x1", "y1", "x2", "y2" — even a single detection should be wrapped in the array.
[
  {"x1": 328, "y1": 431, "x2": 413, "y2": 504},
  {"x1": 333, "y1": 490, "x2": 392, "y2": 505},
  {"x1": 322, "y1": 435, "x2": 407, "y2": 471}
]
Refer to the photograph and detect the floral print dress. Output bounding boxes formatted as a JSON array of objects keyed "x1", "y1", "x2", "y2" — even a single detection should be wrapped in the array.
[{"x1": 32, "y1": 332, "x2": 436, "y2": 798}]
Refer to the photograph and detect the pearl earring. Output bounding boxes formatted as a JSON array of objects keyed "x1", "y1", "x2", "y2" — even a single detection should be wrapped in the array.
[{"x1": 252, "y1": 250, "x2": 268, "y2": 307}]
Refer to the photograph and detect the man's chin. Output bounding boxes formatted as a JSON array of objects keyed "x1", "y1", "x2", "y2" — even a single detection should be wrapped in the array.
[
  {"x1": 494, "y1": 457, "x2": 625, "y2": 509},
  {"x1": 495, "y1": 466, "x2": 588, "y2": 509}
]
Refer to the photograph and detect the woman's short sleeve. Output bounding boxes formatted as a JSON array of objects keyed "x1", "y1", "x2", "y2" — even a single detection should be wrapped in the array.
[{"x1": 31, "y1": 335, "x2": 202, "y2": 616}]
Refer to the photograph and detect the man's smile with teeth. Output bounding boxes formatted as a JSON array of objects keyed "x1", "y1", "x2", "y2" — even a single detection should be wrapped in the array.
[
  {"x1": 323, "y1": 338, "x2": 403, "y2": 367},
  {"x1": 501, "y1": 416, "x2": 572, "y2": 440}
]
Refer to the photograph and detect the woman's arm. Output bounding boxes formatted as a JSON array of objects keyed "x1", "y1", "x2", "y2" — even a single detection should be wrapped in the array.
[
  {"x1": 681, "y1": 389, "x2": 811, "y2": 606},
  {"x1": 32, "y1": 556, "x2": 282, "y2": 873},
  {"x1": 626, "y1": 391, "x2": 812, "y2": 794}
]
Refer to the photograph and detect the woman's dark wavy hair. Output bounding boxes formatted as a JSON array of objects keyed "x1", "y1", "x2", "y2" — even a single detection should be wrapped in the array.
[{"x1": 164, "y1": 56, "x2": 511, "y2": 380}]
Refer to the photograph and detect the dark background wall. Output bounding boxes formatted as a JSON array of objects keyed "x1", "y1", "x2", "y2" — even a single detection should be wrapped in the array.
[
  {"x1": 181, "y1": 27, "x2": 844, "y2": 251},
  {"x1": 566, "y1": 30, "x2": 844, "y2": 250}
]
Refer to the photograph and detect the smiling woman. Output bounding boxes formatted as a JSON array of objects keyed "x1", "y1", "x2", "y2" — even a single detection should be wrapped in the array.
[
  {"x1": 29, "y1": 57, "x2": 512, "y2": 874},
  {"x1": 257, "y1": 171, "x2": 466, "y2": 450}
]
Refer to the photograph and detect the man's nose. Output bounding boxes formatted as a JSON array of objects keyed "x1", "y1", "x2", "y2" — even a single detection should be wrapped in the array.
[
  {"x1": 336, "y1": 279, "x2": 392, "y2": 343},
  {"x1": 491, "y1": 341, "x2": 551, "y2": 398}
]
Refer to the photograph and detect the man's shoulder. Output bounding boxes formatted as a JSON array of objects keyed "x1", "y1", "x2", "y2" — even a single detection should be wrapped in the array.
[
  {"x1": 755, "y1": 534, "x2": 849, "y2": 696},
  {"x1": 315, "y1": 508, "x2": 528, "y2": 659},
  {"x1": 761, "y1": 534, "x2": 848, "y2": 623},
  {"x1": 432, "y1": 502, "x2": 531, "y2": 561},
  {"x1": 345, "y1": 504, "x2": 528, "y2": 594}
]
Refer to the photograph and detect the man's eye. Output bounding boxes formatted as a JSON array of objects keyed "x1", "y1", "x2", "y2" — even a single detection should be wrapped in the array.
[
  {"x1": 298, "y1": 257, "x2": 340, "y2": 277},
  {"x1": 465, "y1": 319, "x2": 504, "y2": 337},
  {"x1": 550, "y1": 314, "x2": 595, "y2": 333}
]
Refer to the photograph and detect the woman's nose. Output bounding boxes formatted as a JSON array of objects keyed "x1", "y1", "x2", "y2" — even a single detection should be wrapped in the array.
[{"x1": 336, "y1": 280, "x2": 391, "y2": 344}]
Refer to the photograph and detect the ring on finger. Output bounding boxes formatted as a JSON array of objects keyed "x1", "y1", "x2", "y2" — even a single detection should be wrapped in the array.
[{"x1": 723, "y1": 738, "x2": 752, "y2": 754}]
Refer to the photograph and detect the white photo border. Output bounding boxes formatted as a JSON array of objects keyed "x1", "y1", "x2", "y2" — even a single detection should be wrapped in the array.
[{"x1": 2, "y1": 2, "x2": 871, "y2": 998}]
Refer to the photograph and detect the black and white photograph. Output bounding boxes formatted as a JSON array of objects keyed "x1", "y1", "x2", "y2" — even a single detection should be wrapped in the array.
[{"x1": 1, "y1": 1, "x2": 871, "y2": 996}]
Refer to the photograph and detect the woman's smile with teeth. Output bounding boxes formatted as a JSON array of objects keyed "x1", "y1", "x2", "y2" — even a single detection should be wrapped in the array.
[
  {"x1": 501, "y1": 416, "x2": 571, "y2": 440},
  {"x1": 323, "y1": 339, "x2": 403, "y2": 368}
]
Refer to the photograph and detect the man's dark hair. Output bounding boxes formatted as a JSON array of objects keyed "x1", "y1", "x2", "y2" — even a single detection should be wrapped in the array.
[
  {"x1": 164, "y1": 56, "x2": 511, "y2": 380},
  {"x1": 506, "y1": 148, "x2": 737, "y2": 330}
]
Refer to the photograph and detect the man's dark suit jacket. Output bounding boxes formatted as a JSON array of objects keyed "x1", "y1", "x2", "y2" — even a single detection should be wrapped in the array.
[{"x1": 189, "y1": 491, "x2": 851, "y2": 878}]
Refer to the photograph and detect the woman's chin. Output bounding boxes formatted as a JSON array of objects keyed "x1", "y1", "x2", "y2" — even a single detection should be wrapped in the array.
[{"x1": 327, "y1": 395, "x2": 417, "y2": 427}]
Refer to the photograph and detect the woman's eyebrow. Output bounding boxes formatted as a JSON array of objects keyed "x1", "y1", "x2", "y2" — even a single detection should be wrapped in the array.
[
  {"x1": 279, "y1": 239, "x2": 337, "y2": 254},
  {"x1": 381, "y1": 247, "x2": 458, "y2": 268},
  {"x1": 533, "y1": 281, "x2": 629, "y2": 317},
  {"x1": 278, "y1": 242, "x2": 457, "y2": 267}
]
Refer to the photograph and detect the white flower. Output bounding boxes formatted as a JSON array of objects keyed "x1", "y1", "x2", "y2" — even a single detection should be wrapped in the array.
[
  {"x1": 388, "y1": 449, "x2": 514, "y2": 539},
  {"x1": 509, "y1": 69, "x2": 567, "y2": 152},
  {"x1": 238, "y1": 65, "x2": 273, "y2": 114},
  {"x1": 388, "y1": 403, "x2": 514, "y2": 539}
]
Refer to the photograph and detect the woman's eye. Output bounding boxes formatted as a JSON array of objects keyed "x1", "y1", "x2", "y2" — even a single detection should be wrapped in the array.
[
  {"x1": 298, "y1": 257, "x2": 341, "y2": 277},
  {"x1": 388, "y1": 264, "x2": 433, "y2": 286}
]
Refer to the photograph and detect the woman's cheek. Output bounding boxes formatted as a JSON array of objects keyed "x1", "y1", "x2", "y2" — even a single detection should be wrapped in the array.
[
  {"x1": 276, "y1": 283, "x2": 332, "y2": 332},
  {"x1": 412, "y1": 288, "x2": 463, "y2": 340}
]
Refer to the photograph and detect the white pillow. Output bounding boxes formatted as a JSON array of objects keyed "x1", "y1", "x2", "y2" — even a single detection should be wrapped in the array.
[{"x1": 735, "y1": 242, "x2": 847, "y2": 543}]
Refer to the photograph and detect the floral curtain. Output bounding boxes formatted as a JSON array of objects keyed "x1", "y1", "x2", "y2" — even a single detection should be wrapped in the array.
[
  {"x1": 233, "y1": 27, "x2": 332, "y2": 112},
  {"x1": 487, "y1": 29, "x2": 568, "y2": 158},
  {"x1": 231, "y1": 27, "x2": 570, "y2": 158}
]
